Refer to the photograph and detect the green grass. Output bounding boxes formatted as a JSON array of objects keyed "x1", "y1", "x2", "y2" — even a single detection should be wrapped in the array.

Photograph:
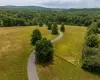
[
  {"x1": 37, "y1": 25, "x2": 100, "y2": 80},
  {"x1": 54, "y1": 25, "x2": 86, "y2": 65},
  {"x1": 0, "y1": 26, "x2": 56, "y2": 80}
]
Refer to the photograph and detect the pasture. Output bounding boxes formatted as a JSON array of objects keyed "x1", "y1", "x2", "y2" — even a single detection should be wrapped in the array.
[
  {"x1": 0, "y1": 26, "x2": 56, "y2": 80},
  {"x1": 37, "y1": 26, "x2": 100, "y2": 80}
]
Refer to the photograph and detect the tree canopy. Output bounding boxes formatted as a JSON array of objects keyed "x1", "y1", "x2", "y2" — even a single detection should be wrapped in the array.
[
  {"x1": 1, "y1": 8, "x2": 100, "y2": 27},
  {"x1": 31, "y1": 29, "x2": 42, "y2": 45},
  {"x1": 35, "y1": 38, "x2": 54, "y2": 63},
  {"x1": 52, "y1": 22, "x2": 58, "y2": 35}
]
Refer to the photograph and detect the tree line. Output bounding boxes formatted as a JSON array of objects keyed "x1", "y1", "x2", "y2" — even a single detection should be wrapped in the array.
[
  {"x1": 82, "y1": 22, "x2": 100, "y2": 73},
  {"x1": 1, "y1": 8, "x2": 100, "y2": 27}
]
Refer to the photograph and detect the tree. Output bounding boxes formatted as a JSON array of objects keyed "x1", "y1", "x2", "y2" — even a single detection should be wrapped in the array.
[
  {"x1": 32, "y1": 18, "x2": 38, "y2": 25},
  {"x1": 85, "y1": 34, "x2": 99, "y2": 48},
  {"x1": 82, "y1": 46, "x2": 100, "y2": 73},
  {"x1": 82, "y1": 22, "x2": 100, "y2": 73},
  {"x1": 31, "y1": 29, "x2": 42, "y2": 45},
  {"x1": 47, "y1": 22, "x2": 52, "y2": 30},
  {"x1": 39, "y1": 20, "x2": 43, "y2": 27},
  {"x1": 60, "y1": 22, "x2": 65, "y2": 32},
  {"x1": 97, "y1": 20, "x2": 100, "y2": 28},
  {"x1": 87, "y1": 22, "x2": 98, "y2": 36},
  {"x1": 35, "y1": 38, "x2": 54, "y2": 63},
  {"x1": 0, "y1": 21, "x2": 3, "y2": 27},
  {"x1": 52, "y1": 22, "x2": 58, "y2": 35}
]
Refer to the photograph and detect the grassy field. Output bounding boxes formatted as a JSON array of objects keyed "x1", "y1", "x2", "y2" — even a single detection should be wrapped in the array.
[
  {"x1": 0, "y1": 26, "x2": 56, "y2": 80},
  {"x1": 37, "y1": 26, "x2": 100, "y2": 80}
]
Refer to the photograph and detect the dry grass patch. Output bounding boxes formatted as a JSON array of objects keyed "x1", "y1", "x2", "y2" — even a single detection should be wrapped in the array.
[{"x1": 0, "y1": 26, "x2": 56, "y2": 80}]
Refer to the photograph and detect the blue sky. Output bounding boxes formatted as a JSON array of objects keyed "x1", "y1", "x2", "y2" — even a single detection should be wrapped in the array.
[{"x1": 0, "y1": 0, "x2": 100, "y2": 8}]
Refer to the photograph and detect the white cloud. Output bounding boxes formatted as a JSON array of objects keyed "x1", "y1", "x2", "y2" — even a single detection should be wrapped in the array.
[{"x1": 0, "y1": 0, "x2": 100, "y2": 8}]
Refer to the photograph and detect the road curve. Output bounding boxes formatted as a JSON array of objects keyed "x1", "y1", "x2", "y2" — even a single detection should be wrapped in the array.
[{"x1": 27, "y1": 31, "x2": 63, "y2": 80}]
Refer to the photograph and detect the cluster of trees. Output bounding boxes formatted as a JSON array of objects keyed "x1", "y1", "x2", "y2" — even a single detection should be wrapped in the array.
[
  {"x1": 1, "y1": 8, "x2": 100, "y2": 27},
  {"x1": 47, "y1": 22, "x2": 65, "y2": 35},
  {"x1": 31, "y1": 22, "x2": 65, "y2": 63},
  {"x1": 82, "y1": 22, "x2": 100, "y2": 73},
  {"x1": 31, "y1": 29, "x2": 54, "y2": 63}
]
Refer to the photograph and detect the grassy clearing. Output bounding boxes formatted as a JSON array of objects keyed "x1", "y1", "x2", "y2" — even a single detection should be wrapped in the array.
[
  {"x1": 37, "y1": 25, "x2": 100, "y2": 80},
  {"x1": 54, "y1": 25, "x2": 86, "y2": 65},
  {"x1": 0, "y1": 26, "x2": 56, "y2": 80}
]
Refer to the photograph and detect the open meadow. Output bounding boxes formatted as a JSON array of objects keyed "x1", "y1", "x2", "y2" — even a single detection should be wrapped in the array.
[
  {"x1": 0, "y1": 26, "x2": 56, "y2": 80},
  {"x1": 37, "y1": 26, "x2": 100, "y2": 80},
  {"x1": 1, "y1": 25, "x2": 100, "y2": 80}
]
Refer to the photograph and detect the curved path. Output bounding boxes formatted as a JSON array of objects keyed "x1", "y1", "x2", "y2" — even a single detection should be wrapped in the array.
[{"x1": 27, "y1": 31, "x2": 63, "y2": 80}]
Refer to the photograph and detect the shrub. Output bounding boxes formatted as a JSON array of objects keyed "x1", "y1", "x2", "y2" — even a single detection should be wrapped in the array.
[
  {"x1": 82, "y1": 46, "x2": 99, "y2": 59},
  {"x1": 31, "y1": 29, "x2": 42, "y2": 45},
  {"x1": 35, "y1": 38, "x2": 54, "y2": 63},
  {"x1": 82, "y1": 55, "x2": 100, "y2": 73},
  {"x1": 82, "y1": 46, "x2": 100, "y2": 73},
  {"x1": 52, "y1": 22, "x2": 58, "y2": 35}
]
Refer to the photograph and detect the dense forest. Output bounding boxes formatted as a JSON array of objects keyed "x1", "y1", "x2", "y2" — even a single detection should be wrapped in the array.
[{"x1": 0, "y1": 7, "x2": 100, "y2": 27}]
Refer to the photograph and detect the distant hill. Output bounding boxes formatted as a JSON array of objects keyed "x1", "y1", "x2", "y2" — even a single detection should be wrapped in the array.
[{"x1": 0, "y1": 5, "x2": 66, "y2": 11}]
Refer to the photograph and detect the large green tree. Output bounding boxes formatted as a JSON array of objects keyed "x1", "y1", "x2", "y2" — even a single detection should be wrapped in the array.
[{"x1": 35, "y1": 38, "x2": 54, "y2": 63}]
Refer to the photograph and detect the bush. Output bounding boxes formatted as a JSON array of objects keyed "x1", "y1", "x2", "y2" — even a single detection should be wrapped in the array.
[
  {"x1": 31, "y1": 29, "x2": 42, "y2": 45},
  {"x1": 60, "y1": 22, "x2": 65, "y2": 32},
  {"x1": 35, "y1": 38, "x2": 54, "y2": 63},
  {"x1": 82, "y1": 46, "x2": 99, "y2": 59},
  {"x1": 82, "y1": 46, "x2": 100, "y2": 73},
  {"x1": 85, "y1": 34, "x2": 99, "y2": 48},
  {"x1": 52, "y1": 22, "x2": 58, "y2": 35}
]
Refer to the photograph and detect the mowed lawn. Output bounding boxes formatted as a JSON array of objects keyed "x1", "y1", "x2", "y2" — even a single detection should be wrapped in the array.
[
  {"x1": 37, "y1": 26, "x2": 100, "y2": 80},
  {"x1": 0, "y1": 26, "x2": 56, "y2": 80}
]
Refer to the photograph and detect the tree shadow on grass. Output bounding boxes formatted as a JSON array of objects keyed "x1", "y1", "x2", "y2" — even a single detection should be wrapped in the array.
[
  {"x1": 83, "y1": 69, "x2": 100, "y2": 76},
  {"x1": 81, "y1": 65, "x2": 100, "y2": 77},
  {"x1": 35, "y1": 59, "x2": 54, "y2": 68},
  {"x1": 35, "y1": 54, "x2": 75, "y2": 68}
]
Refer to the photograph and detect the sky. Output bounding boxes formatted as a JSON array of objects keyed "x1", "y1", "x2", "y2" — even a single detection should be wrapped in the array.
[{"x1": 0, "y1": 0, "x2": 100, "y2": 8}]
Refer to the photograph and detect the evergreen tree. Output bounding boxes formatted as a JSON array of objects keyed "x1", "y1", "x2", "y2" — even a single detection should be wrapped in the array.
[
  {"x1": 39, "y1": 21, "x2": 43, "y2": 27},
  {"x1": 52, "y1": 22, "x2": 58, "y2": 35},
  {"x1": 60, "y1": 22, "x2": 65, "y2": 32},
  {"x1": 35, "y1": 38, "x2": 54, "y2": 63},
  {"x1": 31, "y1": 29, "x2": 42, "y2": 45},
  {"x1": 32, "y1": 18, "x2": 38, "y2": 25},
  {"x1": 47, "y1": 22, "x2": 52, "y2": 30}
]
